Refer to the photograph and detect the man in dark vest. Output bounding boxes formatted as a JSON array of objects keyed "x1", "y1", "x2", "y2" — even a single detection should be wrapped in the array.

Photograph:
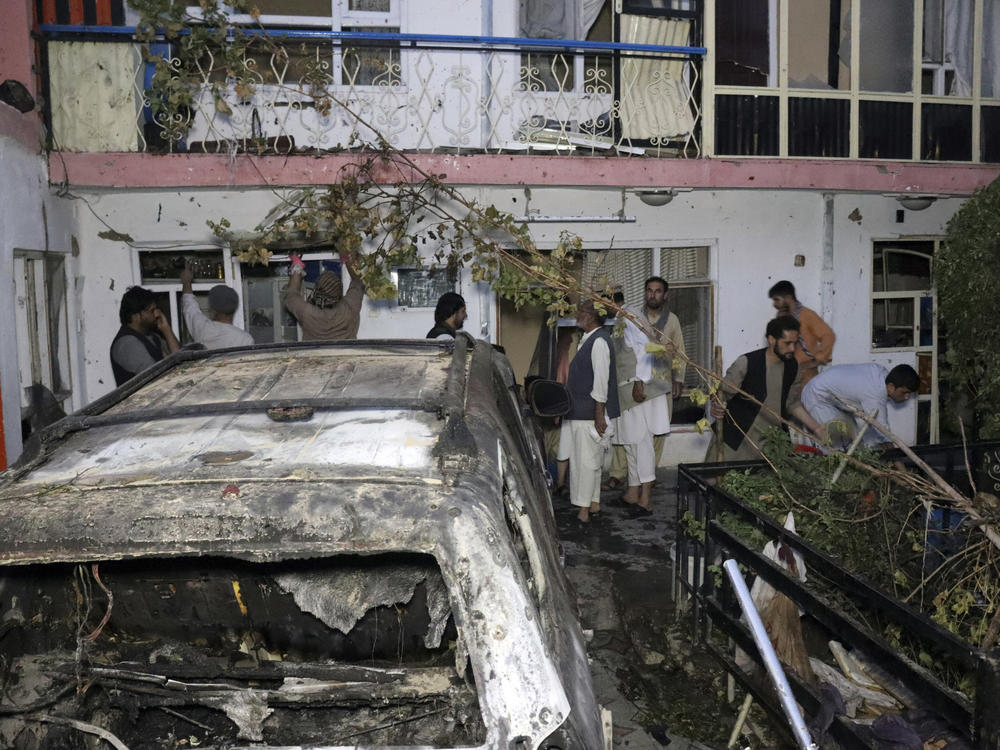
[
  {"x1": 709, "y1": 316, "x2": 824, "y2": 460},
  {"x1": 110, "y1": 286, "x2": 181, "y2": 386},
  {"x1": 557, "y1": 299, "x2": 620, "y2": 525}
]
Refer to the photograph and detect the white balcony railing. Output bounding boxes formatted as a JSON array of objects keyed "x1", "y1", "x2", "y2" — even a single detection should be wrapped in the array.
[{"x1": 41, "y1": 27, "x2": 704, "y2": 158}]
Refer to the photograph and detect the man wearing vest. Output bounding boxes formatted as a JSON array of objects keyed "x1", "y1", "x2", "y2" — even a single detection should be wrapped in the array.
[
  {"x1": 558, "y1": 299, "x2": 620, "y2": 525},
  {"x1": 110, "y1": 286, "x2": 181, "y2": 387},
  {"x1": 709, "y1": 316, "x2": 824, "y2": 460},
  {"x1": 611, "y1": 276, "x2": 686, "y2": 512}
]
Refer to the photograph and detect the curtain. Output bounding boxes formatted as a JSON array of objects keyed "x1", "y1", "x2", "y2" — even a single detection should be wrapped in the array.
[{"x1": 618, "y1": 14, "x2": 695, "y2": 140}]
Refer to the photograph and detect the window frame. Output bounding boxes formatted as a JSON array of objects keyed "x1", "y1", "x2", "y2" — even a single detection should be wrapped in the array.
[
  {"x1": 185, "y1": 0, "x2": 402, "y2": 88},
  {"x1": 706, "y1": 0, "x2": 998, "y2": 162}
]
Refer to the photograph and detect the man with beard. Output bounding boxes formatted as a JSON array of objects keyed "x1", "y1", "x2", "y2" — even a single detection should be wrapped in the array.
[
  {"x1": 110, "y1": 286, "x2": 181, "y2": 386},
  {"x1": 557, "y1": 299, "x2": 620, "y2": 526},
  {"x1": 709, "y1": 315, "x2": 824, "y2": 461},
  {"x1": 612, "y1": 276, "x2": 685, "y2": 512},
  {"x1": 426, "y1": 292, "x2": 467, "y2": 339}
]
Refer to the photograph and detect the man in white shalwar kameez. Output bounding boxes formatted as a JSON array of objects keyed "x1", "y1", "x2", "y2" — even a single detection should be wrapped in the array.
[{"x1": 612, "y1": 277, "x2": 686, "y2": 513}]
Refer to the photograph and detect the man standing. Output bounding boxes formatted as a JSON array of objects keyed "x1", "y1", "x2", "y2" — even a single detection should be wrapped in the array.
[
  {"x1": 768, "y1": 280, "x2": 836, "y2": 384},
  {"x1": 613, "y1": 276, "x2": 685, "y2": 510},
  {"x1": 710, "y1": 316, "x2": 825, "y2": 461},
  {"x1": 179, "y1": 267, "x2": 254, "y2": 349},
  {"x1": 110, "y1": 287, "x2": 181, "y2": 386},
  {"x1": 426, "y1": 292, "x2": 467, "y2": 339},
  {"x1": 558, "y1": 299, "x2": 620, "y2": 525},
  {"x1": 284, "y1": 252, "x2": 365, "y2": 340},
  {"x1": 802, "y1": 363, "x2": 919, "y2": 449}
]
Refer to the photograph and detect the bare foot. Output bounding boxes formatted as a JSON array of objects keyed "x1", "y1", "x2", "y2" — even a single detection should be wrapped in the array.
[
  {"x1": 622, "y1": 487, "x2": 641, "y2": 505},
  {"x1": 576, "y1": 508, "x2": 590, "y2": 522}
]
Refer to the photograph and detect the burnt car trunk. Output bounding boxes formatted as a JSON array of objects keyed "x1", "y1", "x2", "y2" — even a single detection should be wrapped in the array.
[{"x1": 0, "y1": 553, "x2": 485, "y2": 749}]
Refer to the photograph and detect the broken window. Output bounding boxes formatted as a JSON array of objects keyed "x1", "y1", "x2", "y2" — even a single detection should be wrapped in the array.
[
  {"x1": 0, "y1": 553, "x2": 483, "y2": 748},
  {"x1": 789, "y1": 0, "x2": 852, "y2": 90},
  {"x1": 13, "y1": 251, "x2": 72, "y2": 442}
]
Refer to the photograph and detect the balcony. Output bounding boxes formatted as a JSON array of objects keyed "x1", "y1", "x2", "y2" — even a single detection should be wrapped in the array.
[{"x1": 40, "y1": 26, "x2": 705, "y2": 159}]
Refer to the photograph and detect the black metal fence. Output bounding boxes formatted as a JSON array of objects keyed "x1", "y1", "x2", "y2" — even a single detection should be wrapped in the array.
[{"x1": 675, "y1": 441, "x2": 1000, "y2": 749}]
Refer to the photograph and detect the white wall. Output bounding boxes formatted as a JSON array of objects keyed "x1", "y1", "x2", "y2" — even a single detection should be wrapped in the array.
[
  {"x1": 70, "y1": 187, "x2": 498, "y2": 403},
  {"x1": 66, "y1": 185, "x2": 966, "y2": 456},
  {"x1": 0, "y1": 124, "x2": 76, "y2": 465}
]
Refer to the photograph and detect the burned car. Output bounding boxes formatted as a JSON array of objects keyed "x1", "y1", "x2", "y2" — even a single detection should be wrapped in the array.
[{"x1": 0, "y1": 336, "x2": 607, "y2": 750}]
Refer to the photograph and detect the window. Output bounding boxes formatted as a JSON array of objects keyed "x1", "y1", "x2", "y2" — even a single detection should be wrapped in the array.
[
  {"x1": 582, "y1": 245, "x2": 713, "y2": 392},
  {"x1": 871, "y1": 242, "x2": 933, "y2": 349},
  {"x1": 134, "y1": 248, "x2": 242, "y2": 346},
  {"x1": 187, "y1": 0, "x2": 401, "y2": 86},
  {"x1": 391, "y1": 268, "x2": 455, "y2": 309},
  {"x1": 239, "y1": 251, "x2": 342, "y2": 343},
  {"x1": 13, "y1": 252, "x2": 72, "y2": 438},
  {"x1": 871, "y1": 239, "x2": 938, "y2": 444}
]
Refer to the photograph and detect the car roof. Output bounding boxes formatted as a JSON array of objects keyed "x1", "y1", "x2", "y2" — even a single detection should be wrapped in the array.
[{"x1": 0, "y1": 336, "x2": 517, "y2": 565}]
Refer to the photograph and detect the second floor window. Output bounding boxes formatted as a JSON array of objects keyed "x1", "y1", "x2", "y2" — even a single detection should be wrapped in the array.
[{"x1": 189, "y1": 0, "x2": 401, "y2": 86}]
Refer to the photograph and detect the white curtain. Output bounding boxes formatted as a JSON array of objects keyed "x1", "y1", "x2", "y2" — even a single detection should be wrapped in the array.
[
  {"x1": 939, "y1": 0, "x2": 974, "y2": 96},
  {"x1": 618, "y1": 14, "x2": 695, "y2": 140},
  {"x1": 581, "y1": 0, "x2": 605, "y2": 36},
  {"x1": 984, "y1": 0, "x2": 1000, "y2": 97}
]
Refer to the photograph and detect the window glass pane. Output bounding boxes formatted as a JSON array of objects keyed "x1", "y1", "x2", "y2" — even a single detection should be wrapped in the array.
[
  {"x1": 859, "y1": 0, "x2": 913, "y2": 92},
  {"x1": 139, "y1": 250, "x2": 225, "y2": 283},
  {"x1": 350, "y1": 0, "x2": 390, "y2": 10},
  {"x1": 395, "y1": 269, "x2": 454, "y2": 308},
  {"x1": 859, "y1": 100, "x2": 912, "y2": 159},
  {"x1": 44, "y1": 255, "x2": 69, "y2": 394},
  {"x1": 715, "y1": 94, "x2": 779, "y2": 155},
  {"x1": 789, "y1": 97, "x2": 849, "y2": 156},
  {"x1": 521, "y1": 53, "x2": 575, "y2": 92},
  {"x1": 251, "y1": 0, "x2": 330, "y2": 16},
  {"x1": 921, "y1": 103, "x2": 971, "y2": 160},
  {"x1": 715, "y1": 0, "x2": 771, "y2": 86},
  {"x1": 983, "y1": 1, "x2": 1000, "y2": 97},
  {"x1": 789, "y1": 0, "x2": 852, "y2": 90},
  {"x1": 582, "y1": 248, "x2": 653, "y2": 304},
  {"x1": 670, "y1": 285, "x2": 712, "y2": 389},
  {"x1": 917, "y1": 399, "x2": 931, "y2": 443},
  {"x1": 660, "y1": 246, "x2": 708, "y2": 280},
  {"x1": 982, "y1": 106, "x2": 1000, "y2": 162},
  {"x1": 872, "y1": 298, "x2": 914, "y2": 348},
  {"x1": 922, "y1": 0, "x2": 973, "y2": 96},
  {"x1": 342, "y1": 29, "x2": 400, "y2": 86},
  {"x1": 873, "y1": 247, "x2": 932, "y2": 291}
]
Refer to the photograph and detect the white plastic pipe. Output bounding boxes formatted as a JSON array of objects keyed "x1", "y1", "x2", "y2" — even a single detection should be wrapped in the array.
[{"x1": 722, "y1": 559, "x2": 818, "y2": 750}]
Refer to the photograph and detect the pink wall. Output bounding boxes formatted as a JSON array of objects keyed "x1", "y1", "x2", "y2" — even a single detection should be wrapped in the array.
[
  {"x1": 0, "y1": 0, "x2": 37, "y2": 99},
  {"x1": 50, "y1": 152, "x2": 1000, "y2": 197}
]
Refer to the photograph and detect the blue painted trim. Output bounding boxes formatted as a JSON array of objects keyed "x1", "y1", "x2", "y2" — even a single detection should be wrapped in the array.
[{"x1": 39, "y1": 25, "x2": 706, "y2": 56}]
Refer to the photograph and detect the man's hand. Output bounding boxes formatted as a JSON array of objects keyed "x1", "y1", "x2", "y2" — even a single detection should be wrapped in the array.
[
  {"x1": 672, "y1": 379, "x2": 683, "y2": 399},
  {"x1": 340, "y1": 249, "x2": 360, "y2": 279},
  {"x1": 594, "y1": 403, "x2": 608, "y2": 436},
  {"x1": 632, "y1": 381, "x2": 646, "y2": 403},
  {"x1": 179, "y1": 266, "x2": 194, "y2": 293},
  {"x1": 595, "y1": 413, "x2": 608, "y2": 436},
  {"x1": 710, "y1": 398, "x2": 726, "y2": 419},
  {"x1": 152, "y1": 307, "x2": 181, "y2": 354}
]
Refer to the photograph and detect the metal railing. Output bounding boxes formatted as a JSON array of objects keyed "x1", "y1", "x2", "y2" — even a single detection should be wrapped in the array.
[
  {"x1": 675, "y1": 442, "x2": 1000, "y2": 749},
  {"x1": 39, "y1": 26, "x2": 704, "y2": 158}
]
